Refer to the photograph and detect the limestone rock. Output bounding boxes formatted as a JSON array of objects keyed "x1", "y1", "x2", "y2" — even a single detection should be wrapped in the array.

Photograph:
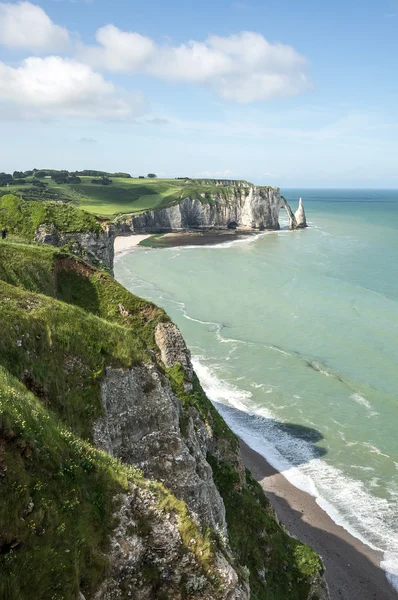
[
  {"x1": 93, "y1": 364, "x2": 227, "y2": 535},
  {"x1": 127, "y1": 186, "x2": 285, "y2": 233},
  {"x1": 295, "y1": 197, "x2": 307, "y2": 228},
  {"x1": 34, "y1": 224, "x2": 115, "y2": 273},
  {"x1": 93, "y1": 485, "x2": 249, "y2": 600},
  {"x1": 154, "y1": 321, "x2": 193, "y2": 388}
]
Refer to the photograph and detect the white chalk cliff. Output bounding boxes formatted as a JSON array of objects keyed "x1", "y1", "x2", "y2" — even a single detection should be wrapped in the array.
[{"x1": 118, "y1": 185, "x2": 307, "y2": 234}]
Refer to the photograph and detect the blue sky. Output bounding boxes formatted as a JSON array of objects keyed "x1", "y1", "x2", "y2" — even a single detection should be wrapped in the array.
[{"x1": 0, "y1": 0, "x2": 397, "y2": 187}]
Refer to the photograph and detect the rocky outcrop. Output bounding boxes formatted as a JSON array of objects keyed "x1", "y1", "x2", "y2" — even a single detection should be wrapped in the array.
[
  {"x1": 93, "y1": 363, "x2": 228, "y2": 536},
  {"x1": 155, "y1": 322, "x2": 193, "y2": 389},
  {"x1": 121, "y1": 186, "x2": 305, "y2": 233},
  {"x1": 295, "y1": 197, "x2": 307, "y2": 229},
  {"x1": 34, "y1": 223, "x2": 115, "y2": 273},
  {"x1": 93, "y1": 485, "x2": 249, "y2": 600},
  {"x1": 92, "y1": 320, "x2": 251, "y2": 598}
]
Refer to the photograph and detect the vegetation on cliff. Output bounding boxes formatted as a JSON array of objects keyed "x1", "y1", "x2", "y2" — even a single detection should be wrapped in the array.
[
  {"x1": 0, "y1": 240, "x2": 322, "y2": 599},
  {"x1": 0, "y1": 194, "x2": 101, "y2": 240},
  {"x1": 1, "y1": 174, "x2": 261, "y2": 219}
]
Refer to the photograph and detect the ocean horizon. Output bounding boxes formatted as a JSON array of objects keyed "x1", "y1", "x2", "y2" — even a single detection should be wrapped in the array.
[{"x1": 115, "y1": 188, "x2": 398, "y2": 590}]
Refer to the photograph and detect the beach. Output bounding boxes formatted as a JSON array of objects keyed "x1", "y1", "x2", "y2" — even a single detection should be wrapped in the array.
[
  {"x1": 240, "y1": 439, "x2": 397, "y2": 600},
  {"x1": 114, "y1": 199, "x2": 398, "y2": 600},
  {"x1": 114, "y1": 235, "x2": 151, "y2": 254},
  {"x1": 114, "y1": 230, "x2": 257, "y2": 253}
]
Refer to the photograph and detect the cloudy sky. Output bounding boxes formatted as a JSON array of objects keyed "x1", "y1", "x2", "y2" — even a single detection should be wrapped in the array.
[{"x1": 0, "y1": 0, "x2": 397, "y2": 187}]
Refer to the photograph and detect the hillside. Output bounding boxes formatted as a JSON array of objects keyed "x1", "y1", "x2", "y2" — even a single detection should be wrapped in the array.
[
  {"x1": 1, "y1": 176, "x2": 253, "y2": 218},
  {"x1": 0, "y1": 240, "x2": 325, "y2": 600}
]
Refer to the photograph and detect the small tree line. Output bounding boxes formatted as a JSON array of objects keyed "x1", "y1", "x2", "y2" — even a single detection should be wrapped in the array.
[{"x1": 0, "y1": 170, "x2": 159, "y2": 186}]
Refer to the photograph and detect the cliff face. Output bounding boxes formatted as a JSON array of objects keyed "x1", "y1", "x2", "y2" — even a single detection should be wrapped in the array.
[
  {"x1": 0, "y1": 241, "x2": 324, "y2": 600},
  {"x1": 0, "y1": 194, "x2": 115, "y2": 273},
  {"x1": 121, "y1": 186, "x2": 306, "y2": 233},
  {"x1": 34, "y1": 223, "x2": 115, "y2": 274}
]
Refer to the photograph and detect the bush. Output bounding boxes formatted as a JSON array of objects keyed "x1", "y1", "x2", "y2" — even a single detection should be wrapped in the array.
[
  {"x1": 32, "y1": 181, "x2": 47, "y2": 189},
  {"x1": 147, "y1": 173, "x2": 157, "y2": 178},
  {"x1": 0, "y1": 173, "x2": 13, "y2": 186},
  {"x1": 91, "y1": 178, "x2": 112, "y2": 186}
]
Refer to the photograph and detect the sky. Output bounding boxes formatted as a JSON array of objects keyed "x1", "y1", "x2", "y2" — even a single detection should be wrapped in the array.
[{"x1": 0, "y1": 0, "x2": 397, "y2": 187}]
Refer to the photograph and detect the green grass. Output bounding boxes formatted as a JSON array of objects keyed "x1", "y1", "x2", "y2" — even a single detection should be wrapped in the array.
[
  {"x1": 0, "y1": 241, "x2": 323, "y2": 599},
  {"x1": 138, "y1": 234, "x2": 166, "y2": 248},
  {"x1": 207, "y1": 457, "x2": 322, "y2": 600},
  {"x1": 2, "y1": 177, "x2": 261, "y2": 219},
  {"x1": 0, "y1": 245, "x2": 224, "y2": 599},
  {"x1": 0, "y1": 365, "x2": 221, "y2": 599},
  {"x1": 3, "y1": 178, "x2": 187, "y2": 218},
  {"x1": 0, "y1": 194, "x2": 101, "y2": 240}
]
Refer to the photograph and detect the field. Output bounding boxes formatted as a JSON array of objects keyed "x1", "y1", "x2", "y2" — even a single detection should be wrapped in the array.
[
  {"x1": 2, "y1": 177, "x2": 253, "y2": 219},
  {"x1": 3, "y1": 177, "x2": 190, "y2": 218}
]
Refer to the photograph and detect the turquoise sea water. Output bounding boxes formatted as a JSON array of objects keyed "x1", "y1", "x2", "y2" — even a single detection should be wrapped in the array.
[{"x1": 115, "y1": 189, "x2": 398, "y2": 588}]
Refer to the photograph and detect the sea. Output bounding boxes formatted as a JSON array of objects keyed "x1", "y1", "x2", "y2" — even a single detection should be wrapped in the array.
[{"x1": 114, "y1": 189, "x2": 398, "y2": 589}]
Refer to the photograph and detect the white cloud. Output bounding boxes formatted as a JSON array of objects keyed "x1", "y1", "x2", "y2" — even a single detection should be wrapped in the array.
[
  {"x1": 0, "y1": 1, "x2": 70, "y2": 51},
  {"x1": 80, "y1": 28, "x2": 311, "y2": 103},
  {"x1": 0, "y1": 56, "x2": 148, "y2": 118}
]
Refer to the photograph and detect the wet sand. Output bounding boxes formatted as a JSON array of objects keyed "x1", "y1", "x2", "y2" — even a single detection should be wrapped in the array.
[
  {"x1": 156, "y1": 230, "x2": 257, "y2": 247},
  {"x1": 240, "y1": 439, "x2": 397, "y2": 600}
]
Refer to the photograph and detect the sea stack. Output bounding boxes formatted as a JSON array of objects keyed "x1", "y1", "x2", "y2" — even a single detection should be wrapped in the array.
[{"x1": 295, "y1": 197, "x2": 307, "y2": 229}]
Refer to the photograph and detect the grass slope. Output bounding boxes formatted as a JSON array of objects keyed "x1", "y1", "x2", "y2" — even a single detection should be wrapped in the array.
[
  {"x1": 0, "y1": 194, "x2": 101, "y2": 239},
  {"x1": 0, "y1": 246, "x2": 219, "y2": 599},
  {"x1": 0, "y1": 243, "x2": 322, "y2": 600},
  {"x1": 2, "y1": 177, "x2": 257, "y2": 219}
]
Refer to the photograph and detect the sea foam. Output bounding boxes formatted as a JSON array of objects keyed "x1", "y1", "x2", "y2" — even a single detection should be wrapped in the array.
[{"x1": 192, "y1": 356, "x2": 398, "y2": 591}]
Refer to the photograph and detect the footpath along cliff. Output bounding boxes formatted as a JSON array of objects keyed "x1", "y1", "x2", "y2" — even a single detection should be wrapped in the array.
[{"x1": 0, "y1": 193, "x2": 326, "y2": 600}]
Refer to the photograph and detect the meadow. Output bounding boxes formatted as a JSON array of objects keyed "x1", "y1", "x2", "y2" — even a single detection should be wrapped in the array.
[
  {"x1": 5, "y1": 177, "x2": 187, "y2": 218},
  {"x1": 3, "y1": 176, "x2": 252, "y2": 219}
]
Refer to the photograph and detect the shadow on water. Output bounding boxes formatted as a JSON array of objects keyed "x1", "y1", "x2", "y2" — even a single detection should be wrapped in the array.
[
  {"x1": 212, "y1": 401, "x2": 398, "y2": 599},
  {"x1": 240, "y1": 439, "x2": 398, "y2": 600},
  {"x1": 212, "y1": 400, "x2": 327, "y2": 468}
]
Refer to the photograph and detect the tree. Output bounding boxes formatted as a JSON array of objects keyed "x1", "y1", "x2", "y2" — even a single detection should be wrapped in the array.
[
  {"x1": 51, "y1": 173, "x2": 69, "y2": 184},
  {"x1": 91, "y1": 177, "x2": 112, "y2": 185},
  {"x1": 147, "y1": 173, "x2": 157, "y2": 178},
  {"x1": 34, "y1": 171, "x2": 46, "y2": 178},
  {"x1": 0, "y1": 173, "x2": 13, "y2": 186},
  {"x1": 138, "y1": 176, "x2": 145, "y2": 179},
  {"x1": 13, "y1": 171, "x2": 26, "y2": 179}
]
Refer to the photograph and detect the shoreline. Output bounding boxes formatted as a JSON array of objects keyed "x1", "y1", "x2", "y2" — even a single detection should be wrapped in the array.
[
  {"x1": 114, "y1": 234, "x2": 152, "y2": 254},
  {"x1": 239, "y1": 438, "x2": 397, "y2": 600},
  {"x1": 114, "y1": 230, "x2": 259, "y2": 253},
  {"x1": 114, "y1": 230, "x2": 397, "y2": 600}
]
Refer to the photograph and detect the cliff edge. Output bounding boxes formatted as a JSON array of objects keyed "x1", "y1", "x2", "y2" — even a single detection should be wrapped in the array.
[
  {"x1": 118, "y1": 182, "x2": 307, "y2": 234},
  {"x1": 0, "y1": 241, "x2": 326, "y2": 600}
]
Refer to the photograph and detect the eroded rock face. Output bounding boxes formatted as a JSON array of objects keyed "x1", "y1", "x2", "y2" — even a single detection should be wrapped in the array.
[
  {"x1": 155, "y1": 322, "x2": 193, "y2": 389},
  {"x1": 34, "y1": 224, "x2": 115, "y2": 273},
  {"x1": 295, "y1": 197, "x2": 307, "y2": 229},
  {"x1": 93, "y1": 485, "x2": 249, "y2": 600},
  {"x1": 93, "y1": 363, "x2": 227, "y2": 535},
  {"x1": 127, "y1": 187, "x2": 286, "y2": 232}
]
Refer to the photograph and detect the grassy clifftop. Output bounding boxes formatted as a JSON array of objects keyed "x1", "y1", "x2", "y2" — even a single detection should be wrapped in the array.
[
  {"x1": 0, "y1": 194, "x2": 101, "y2": 240},
  {"x1": 2, "y1": 177, "x2": 257, "y2": 219},
  {"x1": 0, "y1": 242, "x2": 322, "y2": 599}
]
